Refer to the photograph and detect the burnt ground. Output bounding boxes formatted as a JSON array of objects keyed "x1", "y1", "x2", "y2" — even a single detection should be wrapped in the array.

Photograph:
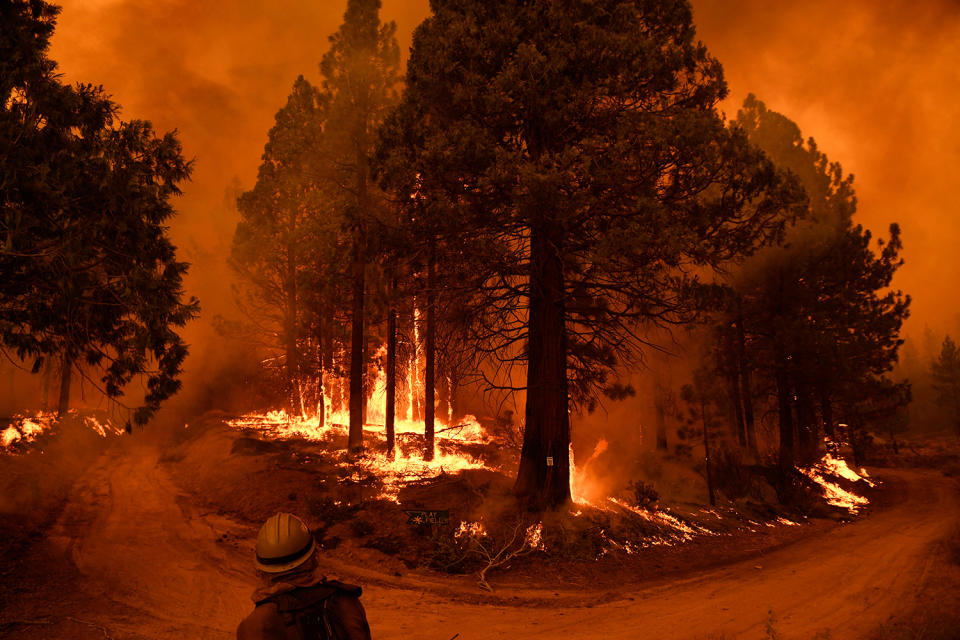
[{"x1": 0, "y1": 413, "x2": 958, "y2": 639}]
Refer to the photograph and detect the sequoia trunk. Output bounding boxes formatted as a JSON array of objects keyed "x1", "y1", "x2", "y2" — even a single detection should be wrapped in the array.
[{"x1": 514, "y1": 224, "x2": 571, "y2": 510}]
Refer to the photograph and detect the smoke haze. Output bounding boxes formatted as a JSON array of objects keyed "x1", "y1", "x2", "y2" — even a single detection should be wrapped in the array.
[{"x1": 21, "y1": 1, "x2": 958, "y2": 419}]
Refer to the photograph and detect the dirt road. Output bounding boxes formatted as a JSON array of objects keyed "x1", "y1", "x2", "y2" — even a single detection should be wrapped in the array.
[{"x1": 2, "y1": 430, "x2": 957, "y2": 639}]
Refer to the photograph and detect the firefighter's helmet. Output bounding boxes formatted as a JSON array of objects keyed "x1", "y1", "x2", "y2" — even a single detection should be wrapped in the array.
[{"x1": 254, "y1": 512, "x2": 316, "y2": 573}]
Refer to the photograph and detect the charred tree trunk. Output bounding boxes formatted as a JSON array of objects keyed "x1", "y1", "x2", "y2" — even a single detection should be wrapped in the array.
[
  {"x1": 514, "y1": 224, "x2": 571, "y2": 510},
  {"x1": 348, "y1": 232, "x2": 365, "y2": 452},
  {"x1": 424, "y1": 249, "x2": 436, "y2": 461},
  {"x1": 734, "y1": 314, "x2": 757, "y2": 455},
  {"x1": 57, "y1": 353, "x2": 73, "y2": 418},
  {"x1": 386, "y1": 302, "x2": 397, "y2": 457}
]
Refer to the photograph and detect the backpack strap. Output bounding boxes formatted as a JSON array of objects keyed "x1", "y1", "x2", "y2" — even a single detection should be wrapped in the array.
[{"x1": 256, "y1": 582, "x2": 362, "y2": 640}]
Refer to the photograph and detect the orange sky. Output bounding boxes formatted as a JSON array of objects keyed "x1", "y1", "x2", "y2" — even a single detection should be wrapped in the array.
[{"x1": 48, "y1": 0, "x2": 960, "y2": 345}]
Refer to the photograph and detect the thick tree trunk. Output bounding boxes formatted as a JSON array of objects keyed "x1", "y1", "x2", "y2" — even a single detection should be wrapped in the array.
[
  {"x1": 348, "y1": 233, "x2": 365, "y2": 452},
  {"x1": 386, "y1": 287, "x2": 397, "y2": 457},
  {"x1": 57, "y1": 354, "x2": 73, "y2": 418},
  {"x1": 424, "y1": 249, "x2": 436, "y2": 461},
  {"x1": 514, "y1": 224, "x2": 571, "y2": 510}
]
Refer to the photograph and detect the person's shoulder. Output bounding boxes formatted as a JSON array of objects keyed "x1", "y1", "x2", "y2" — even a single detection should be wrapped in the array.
[
  {"x1": 323, "y1": 579, "x2": 363, "y2": 598},
  {"x1": 236, "y1": 601, "x2": 282, "y2": 639}
]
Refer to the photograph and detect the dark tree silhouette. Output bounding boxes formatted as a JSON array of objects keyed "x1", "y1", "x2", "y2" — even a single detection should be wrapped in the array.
[
  {"x1": 379, "y1": 0, "x2": 802, "y2": 510},
  {"x1": 320, "y1": 0, "x2": 400, "y2": 452},
  {"x1": 931, "y1": 335, "x2": 960, "y2": 437},
  {"x1": 1, "y1": 0, "x2": 198, "y2": 424},
  {"x1": 233, "y1": 76, "x2": 327, "y2": 413},
  {"x1": 716, "y1": 95, "x2": 911, "y2": 466}
]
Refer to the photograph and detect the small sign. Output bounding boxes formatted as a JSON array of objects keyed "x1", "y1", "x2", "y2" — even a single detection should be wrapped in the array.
[
  {"x1": 546, "y1": 456, "x2": 554, "y2": 467},
  {"x1": 404, "y1": 509, "x2": 449, "y2": 526}
]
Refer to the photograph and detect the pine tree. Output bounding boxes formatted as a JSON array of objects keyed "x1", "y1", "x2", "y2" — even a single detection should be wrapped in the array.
[
  {"x1": 931, "y1": 335, "x2": 960, "y2": 436},
  {"x1": 725, "y1": 95, "x2": 910, "y2": 466},
  {"x1": 233, "y1": 76, "x2": 328, "y2": 413},
  {"x1": 320, "y1": 0, "x2": 400, "y2": 452},
  {"x1": 1, "y1": 0, "x2": 198, "y2": 424},
  {"x1": 379, "y1": 0, "x2": 802, "y2": 509}
]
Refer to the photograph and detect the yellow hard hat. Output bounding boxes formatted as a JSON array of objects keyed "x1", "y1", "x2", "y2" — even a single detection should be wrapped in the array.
[{"x1": 254, "y1": 512, "x2": 316, "y2": 573}]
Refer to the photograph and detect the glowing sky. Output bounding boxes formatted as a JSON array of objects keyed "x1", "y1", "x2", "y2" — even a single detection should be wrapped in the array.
[{"x1": 48, "y1": 0, "x2": 960, "y2": 340}]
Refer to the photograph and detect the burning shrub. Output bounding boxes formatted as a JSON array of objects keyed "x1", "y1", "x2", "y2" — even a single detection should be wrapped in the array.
[{"x1": 627, "y1": 480, "x2": 659, "y2": 510}]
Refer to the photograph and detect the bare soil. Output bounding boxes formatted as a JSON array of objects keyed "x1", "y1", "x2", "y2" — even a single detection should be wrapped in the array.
[{"x1": 0, "y1": 416, "x2": 958, "y2": 639}]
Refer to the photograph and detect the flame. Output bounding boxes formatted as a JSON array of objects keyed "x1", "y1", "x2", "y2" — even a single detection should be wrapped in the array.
[
  {"x1": 799, "y1": 452, "x2": 873, "y2": 514},
  {"x1": 820, "y1": 452, "x2": 877, "y2": 488},
  {"x1": 1, "y1": 411, "x2": 121, "y2": 454},
  {"x1": 570, "y1": 438, "x2": 608, "y2": 505},
  {"x1": 524, "y1": 522, "x2": 545, "y2": 551},
  {"x1": 455, "y1": 521, "x2": 487, "y2": 539}
]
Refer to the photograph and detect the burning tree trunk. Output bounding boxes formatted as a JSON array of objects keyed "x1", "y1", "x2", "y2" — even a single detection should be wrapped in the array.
[
  {"x1": 386, "y1": 293, "x2": 397, "y2": 457},
  {"x1": 514, "y1": 225, "x2": 571, "y2": 510},
  {"x1": 57, "y1": 353, "x2": 73, "y2": 418},
  {"x1": 348, "y1": 232, "x2": 365, "y2": 452},
  {"x1": 424, "y1": 248, "x2": 437, "y2": 461}
]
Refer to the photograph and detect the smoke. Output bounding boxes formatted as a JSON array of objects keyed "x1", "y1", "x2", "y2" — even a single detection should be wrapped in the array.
[
  {"x1": 693, "y1": 0, "x2": 960, "y2": 340},
  {"x1": 10, "y1": 2, "x2": 953, "y2": 435}
]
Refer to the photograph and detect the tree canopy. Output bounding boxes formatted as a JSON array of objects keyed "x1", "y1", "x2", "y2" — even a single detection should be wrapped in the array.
[
  {"x1": 378, "y1": 0, "x2": 804, "y2": 508},
  {"x1": 1, "y1": 0, "x2": 198, "y2": 424}
]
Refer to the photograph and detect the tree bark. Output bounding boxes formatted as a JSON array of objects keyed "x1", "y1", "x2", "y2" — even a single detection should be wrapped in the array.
[
  {"x1": 386, "y1": 288, "x2": 397, "y2": 457},
  {"x1": 514, "y1": 224, "x2": 571, "y2": 510},
  {"x1": 57, "y1": 354, "x2": 73, "y2": 418},
  {"x1": 424, "y1": 248, "x2": 436, "y2": 461},
  {"x1": 348, "y1": 232, "x2": 365, "y2": 452}
]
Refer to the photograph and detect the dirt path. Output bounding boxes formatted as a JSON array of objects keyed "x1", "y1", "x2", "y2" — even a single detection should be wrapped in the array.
[{"x1": 3, "y1": 431, "x2": 957, "y2": 639}]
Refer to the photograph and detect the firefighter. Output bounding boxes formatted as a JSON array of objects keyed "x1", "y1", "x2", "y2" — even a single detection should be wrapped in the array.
[{"x1": 237, "y1": 512, "x2": 372, "y2": 639}]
